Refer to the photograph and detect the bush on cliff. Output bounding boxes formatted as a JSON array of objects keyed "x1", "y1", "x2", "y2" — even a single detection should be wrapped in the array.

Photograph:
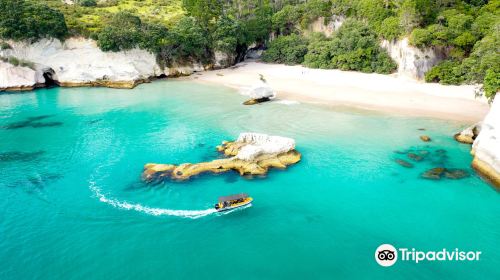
[
  {"x1": 262, "y1": 34, "x2": 309, "y2": 65},
  {"x1": 212, "y1": 16, "x2": 245, "y2": 54},
  {"x1": 78, "y1": 0, "x2": 97, "y2": 7},
  {"x1": 304, "y1": 19, "x2": 397, "y2": 74},
  {"x1": 97, "y1": 12, "x2": 143, "y2": 52},
  {"x1": 0, "y1": 0, "x2": 67, "y2": 41}
]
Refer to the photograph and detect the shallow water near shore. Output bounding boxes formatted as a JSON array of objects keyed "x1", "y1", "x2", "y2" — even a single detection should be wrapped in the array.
[{"x1": 1, "y1": 80, "x2": 499, "y2": 279}]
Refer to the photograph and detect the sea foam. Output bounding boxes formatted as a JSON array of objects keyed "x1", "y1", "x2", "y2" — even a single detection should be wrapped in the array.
[{"x1": 89, "y1": 181, "x2": 217, "y2": 219}]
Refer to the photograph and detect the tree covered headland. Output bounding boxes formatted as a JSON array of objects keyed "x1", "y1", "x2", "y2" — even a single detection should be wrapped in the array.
[{"x1": 0, "y1": 0, "x2": 498, "y2": 100}]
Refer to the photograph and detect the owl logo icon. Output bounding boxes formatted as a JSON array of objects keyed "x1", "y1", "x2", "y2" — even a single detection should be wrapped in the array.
[{"x1": 375, "y1": 244, "x2": 398, "y2": 267}]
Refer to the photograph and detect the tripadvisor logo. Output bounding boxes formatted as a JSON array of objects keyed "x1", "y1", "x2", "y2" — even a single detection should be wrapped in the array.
[{"x1": 375, "y1": 244, "x2": 482, "y2": 267}]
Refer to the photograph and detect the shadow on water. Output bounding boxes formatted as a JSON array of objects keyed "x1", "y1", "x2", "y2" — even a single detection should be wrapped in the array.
[
  {"x1": 0, "y1": 151, "x2": 45, "y2": 162},
  {"x1": 88, "y1": 119, "x2": 103, "y2": 125},
  {"x1": 5, "y1": 172, "x2": 63, "y2": 192},
  {"x1": 3, "y1": 115, "x2": 62, "y2": 129}
]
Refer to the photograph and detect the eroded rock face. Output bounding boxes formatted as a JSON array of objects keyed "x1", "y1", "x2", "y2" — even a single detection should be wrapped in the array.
[
  {"x1": 472, "y1": 97, "x2": 500, "y2": 188},
  {"x1": 214, "y1": 51, "x2": 236, "y2": 69},
  {"x1": 0, "y1": 38, "x2": 211, "y2": 91},
  {"x1": 454, "y1": 123, "x2": 481, "y2": 144},
  {"x1": 0, "y1": 61, "x2": 44, "y2": 91},
  {"x1": 1, "y1": 38, "x2": 162, "y2": 89},
  {"x1": 304, "y1": 16, "x2": 345, "y2": 37},
  {"x1": 142, "y1": 133, "x2": 301, "y2": 182}
]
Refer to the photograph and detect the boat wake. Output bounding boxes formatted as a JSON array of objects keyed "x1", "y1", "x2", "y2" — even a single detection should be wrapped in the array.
[{"x1": 89, "y1": 181, "x2": 217, "y2": 219}]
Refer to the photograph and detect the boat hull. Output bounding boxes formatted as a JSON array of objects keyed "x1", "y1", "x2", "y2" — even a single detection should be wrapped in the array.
[{"x1": 216, "y1": 198, "x2": 253, "y2": 212}]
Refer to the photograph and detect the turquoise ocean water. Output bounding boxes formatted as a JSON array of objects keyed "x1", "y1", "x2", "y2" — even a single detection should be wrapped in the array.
[{"x1": 0, "y1": 81, "x2": 498, "y2": 279}]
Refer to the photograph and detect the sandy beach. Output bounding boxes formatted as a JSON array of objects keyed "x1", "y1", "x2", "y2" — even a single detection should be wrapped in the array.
[{"x1": 192, "y1": 61, "x2": 489, "y2": 122}]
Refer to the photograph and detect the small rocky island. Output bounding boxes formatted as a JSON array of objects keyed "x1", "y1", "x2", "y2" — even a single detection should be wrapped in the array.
[{"x1": 142, "y1": 133, "x2": 301, "y2": 182}]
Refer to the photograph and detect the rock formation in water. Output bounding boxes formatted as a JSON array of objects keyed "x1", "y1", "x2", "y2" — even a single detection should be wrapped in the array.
[
  {"x1": 454, "y1": 123, "x2": 481, "y2": 144},
  {"x1": 142, "y1": 133, "x2": 301, "y2": 182},
  {"x1": 242, "y1": 80, "x2": 276, "y2": 105},
  {"x1": 420, "y1": 135, "x2": 431, "y2": 142},
  {"x1": 421, "y1": 167, "x2": 469, "y2": 180},
  {"x1": 471, "y1": 97, "x2": 500, "y2": 188},
  {"x1": 0, "y1": 38, "x2": 209, "y2": 91}
]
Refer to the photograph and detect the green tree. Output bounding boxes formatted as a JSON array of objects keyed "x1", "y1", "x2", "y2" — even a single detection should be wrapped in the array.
[
  {"x1": 483, "y1": 69, "x2": 499, "y2": 101},
  {"x1": 182, "y1": 0, "x2": 223, "y2": 29},
  {"x1": 272, "y1": 5, "x2": 302, "y2": 35},
  {"x1": 399, "y1": 0, "x2": 422, "y2": 33},
  {"x1": 97, "y1": 12, "x2": 142, "y2": 52},
  {"x1": 212, "y1": 16, "x2": 244, "y2": 53},
  {"x1": 242, "y1": 5, "x2": 273, "y2": 44},
  {"x1": 261, "y1": 34, "x2": 309, "y2": 65},
  {"x1": 168, "y1": 17, "x2": 210, "y2": 62},
  {"x1": 379, "y1": 16, "x2": 403, "y2": 41}
]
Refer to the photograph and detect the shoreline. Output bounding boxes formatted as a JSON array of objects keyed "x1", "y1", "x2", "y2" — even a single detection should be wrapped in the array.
[{"x1": 190, "y1": 61, "x2": 489, "y2": 123}]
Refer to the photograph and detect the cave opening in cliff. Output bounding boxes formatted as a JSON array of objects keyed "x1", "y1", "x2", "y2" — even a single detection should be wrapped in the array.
[{"x1": 42, "y1": 69, "x2": 59, "y2": 88}]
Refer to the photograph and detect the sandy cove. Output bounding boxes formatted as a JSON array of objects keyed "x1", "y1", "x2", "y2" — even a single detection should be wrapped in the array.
[{"x1": 191, "y1": 61, "x2": 489, "y2": 122}]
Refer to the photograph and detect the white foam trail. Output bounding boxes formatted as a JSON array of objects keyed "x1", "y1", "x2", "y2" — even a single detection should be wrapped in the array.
[{"x1": 89, "y1": 181, "x2": 217, "y2": 219}]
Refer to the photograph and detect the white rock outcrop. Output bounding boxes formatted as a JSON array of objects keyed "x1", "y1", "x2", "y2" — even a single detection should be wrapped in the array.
[
  {"x1": 472, "y1": 97, "x2": 500, "y2": 187},
  {"x1": 0, "y1": 61, "x2": 44, "y2": 90},
  {"x1": 1, "y1": 38, "x2": 161, "y2": 88},
  {"x1": 235, "y1": 133, "x2": 296, "y2": 161},
  {"x1": 381, "y1": 38, "x2": 447, "y2": 80},
  {"x1": 244, "y1": 81, "x2": 276, "y2": 99},
  {"x1": 455, "y1": 123, "x2": 481, "y2": 144}
]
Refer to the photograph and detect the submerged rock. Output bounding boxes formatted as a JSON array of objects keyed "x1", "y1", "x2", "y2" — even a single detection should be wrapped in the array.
[
  {"x1": 454, "y1": 123, "x2": 481, "y2": 144},
  {"x1": 407, "y1": 152, "x2": 424, "y2": 162},
  {"x1": 444, "y1": 169, "x2": 469, "y2": 179},
  {"x1": 395, "y1": 159, "x2": 414, "y2": 168},
  {"x1": 142, "y1": 133, "x2": 301, "y2": 182},
  {"x1": 421, "y1": 167, "x2": 446, "y2": 180},
  {"x1": 420, "y1": 135, "x2": 431, "y2": 142},
  {"x1": 421, "y1": 167, "x2": 469, "y2": 180}
]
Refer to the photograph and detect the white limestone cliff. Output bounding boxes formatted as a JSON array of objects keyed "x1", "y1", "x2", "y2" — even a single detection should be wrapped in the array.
[
  {"x1": 0, "y1": 61, "x2": 44, "y2": 91},
  {"x1": 0, "y1": 37, "x2": 208, "y2": 91},
  {"x1": 472, "y1": 97, "x2": 500, "y2": 187},
  {"x1": 381, "y1": 38, "x2": 447, "y2": 80}
]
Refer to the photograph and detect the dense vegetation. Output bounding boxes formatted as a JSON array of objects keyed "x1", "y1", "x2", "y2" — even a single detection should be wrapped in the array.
[
  {"x1": 303, "y1": 19, "x2": 397, "y2": 73},
  {"x1": 0, "y1": 0, "x2": 498, "y2": 100},
  {"x1": 0, "y1": 0, "x2": 67, "y2": 41},
  {"x1": 264, "y1": 0, "x2": 499, "y2": 100}
]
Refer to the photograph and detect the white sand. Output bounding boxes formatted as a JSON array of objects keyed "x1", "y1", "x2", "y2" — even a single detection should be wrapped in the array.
[{"x1": 192, "y1": 61, "x2": 489, "y2": 122}]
